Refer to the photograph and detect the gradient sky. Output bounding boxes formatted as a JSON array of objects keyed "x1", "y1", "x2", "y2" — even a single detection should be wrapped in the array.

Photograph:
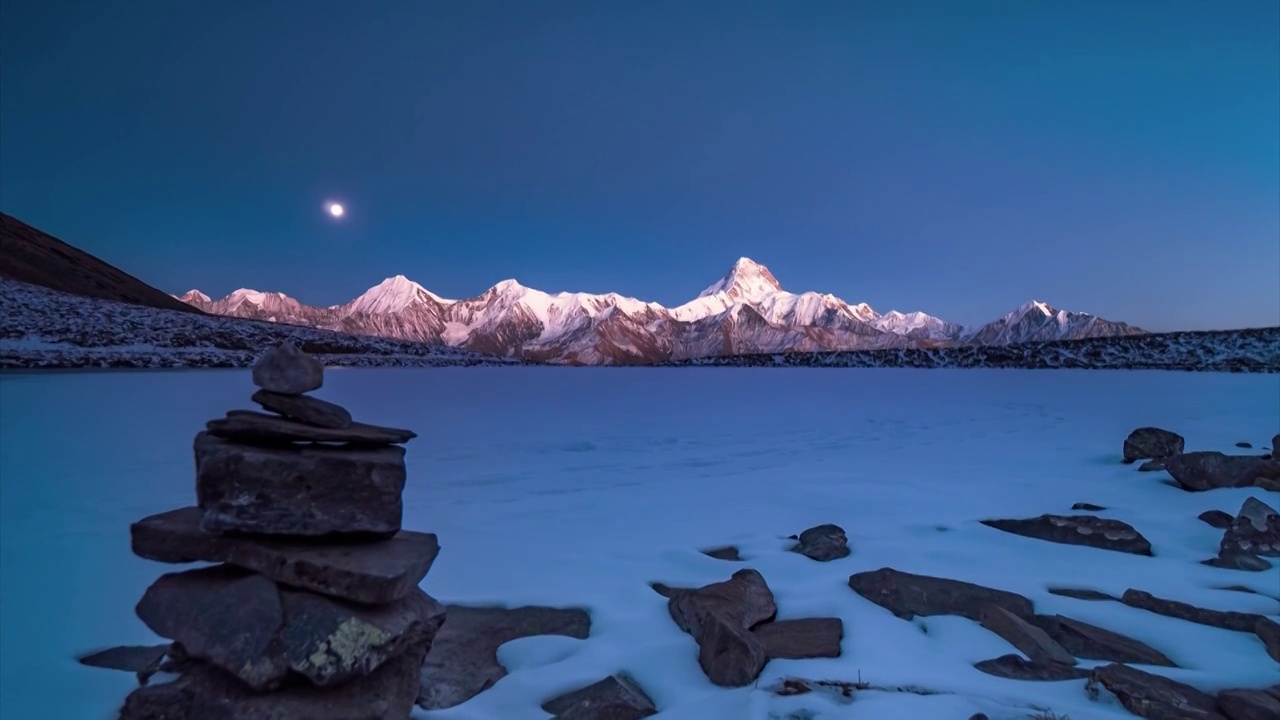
[{"x1": 1, "y1": 0, "x2": 1277, "y2": 330}]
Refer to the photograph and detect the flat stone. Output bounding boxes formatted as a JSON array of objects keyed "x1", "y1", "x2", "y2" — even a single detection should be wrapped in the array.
[
  {"x1": 1237, "y1": 442, "x2": 1255, "y2": 449},
  {"x1": 752, "y1": 618, "x2": 843, "y2": 659},
  {"x1": 252, "y1": 342, "x2": 323, "y2": 395},
  {"x1": 1218, "y1": 688, "x2": 1280, "y2": 720},
  {"x1": 417, "y1": 605, "x2": 591, "y2": 710},
  {"x1": 701, "y1": 546, "x2": 742, "y2": 561},
  {"x1": 1199, "y1": 510, "x2": 1235, "y2": 529},
  {"x1": 1164, "y1": 452, "x2": 1280, "y2": 492},
  {"x1": 252, "y1": 390, "x2": 353, "y2": 429},
  {"x1": 980, "y1": 514, "x2": 1153, "y2": 556},
  {"x1": 1256, "y1": 617, "x2": 1280, "y2": 663},
  {"x1": 1202, "y1": 553, "x2": 1273, "y2": 572},
  {"x1": 119, "y1": 650, "x2": 426, "y2": 720},
  {"x1": 77, "y1": 644, "x2": 170, "y2": 686},
  {"x1": 541, "y1": 674, "x2": 658, "y2": 720},
  {"x1": 1221, "y1": 497, "x2": 1280, "y2": 558},
  {"x1": 131, "y1": 507, "x2": 438, "y2": 604},
  {"x1": 1121, "y1": 589, "x2": 1264, "y2": 632},
  {"x1": 1087, "y1": 663, "x2": 1225, "y2": 720},
  {"x1": 848, "y1": 567, "x2": 1034, "y2": 622},
  {"x1": 790, "y1": 524, "x2": 851, "y2": 562},
  {"x1": 135, "y1": 565, "x2": 445, "y2": 691},
  {"x1": 1072, "y1": 503, "x2": 1107, "y2": 511},
  {"x1": 209, "y1": 410, "x2": 415, "y2": 446},
  {"x1": 1123, "y1": 427, "x2": 1185, "y2": 463},
  {"x1": 1031, "y1": 614, "x2": 1176, "y2": 666},
  {"x1": 195, "y1": 432, "x2": 406, "y2": 537},
  {"x1": 978, "y1": 604, "x2": 1075, "y2": 666},
  {"x1": 972, "y1": 654, "x2": 1090, "y2": 681},
  {"x1": 1046, "y1": 587, "x2": 1118, "y2": 601}
]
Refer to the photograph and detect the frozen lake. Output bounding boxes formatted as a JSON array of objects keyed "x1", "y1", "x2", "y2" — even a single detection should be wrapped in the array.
[{"x1": 2, "y1": 367, "x2": 1277, "y2": 719}]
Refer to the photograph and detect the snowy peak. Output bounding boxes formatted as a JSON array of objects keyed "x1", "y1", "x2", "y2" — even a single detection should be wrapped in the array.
[
  {"x1": 178, "y1": 289, "x2": 211, "y2": 304},
  {"x1": 347, "y1": 274, "x2": 449, "y2": 315},
  {"x1": 698, "y1": 257, "x2": 783, "y2": 302}
]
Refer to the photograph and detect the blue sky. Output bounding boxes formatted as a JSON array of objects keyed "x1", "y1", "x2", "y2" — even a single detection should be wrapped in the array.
[{"x1": 1, "y1": 0, "x2": 1276, "y2": 330}]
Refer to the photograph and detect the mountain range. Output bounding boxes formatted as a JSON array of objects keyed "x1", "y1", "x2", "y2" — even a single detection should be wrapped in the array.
[{"x1": 175, "y1": 258, "x2": 1146, "y2": 364}]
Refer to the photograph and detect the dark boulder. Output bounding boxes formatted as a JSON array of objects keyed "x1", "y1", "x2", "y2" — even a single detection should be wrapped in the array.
[
  {"x1": 701, "y1": 546, "x2": 742, "y2": 561},
  {"x1": 789, "y1": 524, "x2": 850, "y2": 562},
  {"x1": 1256, "y1": 617, "x2": 1280, "y2": 663},
  {"x1": 1199, "y1": 510, "x2": 1235, "y2": 529},
  {"x1": 665, "y1": 569, "x2": 777, "y2": 687},
  {"x1": 978, "y1": 604, "x2": 1075, "y2": 666},
  {"x1": 1218, "y1": 688, "x2": 1280, "y2": 720},
  {"x1": 1120, "y1": 589, "x2": 1265, "y2": 632},
  {"x1": 251, "y1": 342, "x2": 323, "y2": 396},
  {"x1": 972, "y1": 654, "x2": 1089, "y2": 681},
  {"x1": 1031, "y1": 614, "x2": 1175, "y2": 666},
  {"x1": 1220, "y1": 497, "x2": 1280, "y2": 558},
  {"x1": 751, "y1": 618, "x2": 843, "y2": 659},
  {"x1": 1087, "y1": 663, "x2": 1225, "y2": 720},
  {"x1": 1163, "y1": 452, "x2": 1280, "y2": 492},
  {"x1": 847, "y1": 567, "x2": 1034, "y2": 622},
  {"x1": 252, "y1": 389, "x2": 353, "y2": 429},
  {"x1": 540, "y1": 674, "x2": 659, "y2": 720},
  {"x1": 1046, "y1": 587, "x2": 1117, "y2": 602},
  {"x1": 1123, "y1": 427, "x2": 1184, "y2": 463},
  {"x1": 1071, "y1": 502, "x2": 1107, "y2": 511},
  {"x1": 981, "y1": 514, "x2": 1153, "y2": 556}
]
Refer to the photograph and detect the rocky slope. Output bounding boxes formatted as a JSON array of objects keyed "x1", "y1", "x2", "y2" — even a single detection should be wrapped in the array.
[
  {"x1": 179, "y1": 258, "x2": 1146, "y2": 364},
  {"x1": 0, "y1": 279, "x2": 513, "y2": 369}
]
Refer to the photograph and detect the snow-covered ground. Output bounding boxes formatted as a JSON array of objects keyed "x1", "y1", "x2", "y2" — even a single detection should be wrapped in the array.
[{"x1": 1, "y1": 368, "x2": 1277, "y2": 720}]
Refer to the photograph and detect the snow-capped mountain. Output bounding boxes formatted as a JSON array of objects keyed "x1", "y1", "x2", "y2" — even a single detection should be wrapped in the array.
[{"x1": 176, "y1": 258, "x2": 1146, "y2": 364}]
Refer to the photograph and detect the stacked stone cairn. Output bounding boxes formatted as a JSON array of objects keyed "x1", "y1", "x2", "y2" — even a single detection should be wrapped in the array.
[{"x1": 110, "y1": 343, "x2": 445, "y2": 720}]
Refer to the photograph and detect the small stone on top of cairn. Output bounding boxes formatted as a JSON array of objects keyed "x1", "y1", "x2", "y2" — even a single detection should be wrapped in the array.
[{"x1": 81, "y1": 343, "x2": 446, "y2": 720}]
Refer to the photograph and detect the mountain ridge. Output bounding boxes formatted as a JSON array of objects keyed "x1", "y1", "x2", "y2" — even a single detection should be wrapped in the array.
[{"x1": 176, "y1": 258, "x2": 1146, "y2": 364}]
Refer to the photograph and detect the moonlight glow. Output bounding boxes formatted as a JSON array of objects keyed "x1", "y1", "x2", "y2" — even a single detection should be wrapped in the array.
[{"x1": 326, "y1": 202, "x2": 345, "y2": 218}]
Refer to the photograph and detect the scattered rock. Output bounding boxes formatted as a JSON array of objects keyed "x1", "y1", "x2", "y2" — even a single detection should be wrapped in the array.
[
  {"x1": 1087, "y1": 663, "x2": 1225, "y2": 719},
  {"x1": 972, "y1": 654, "x2": 1090, "y2": 681},
  {"x1": 978, "y1": 604, "x2": 1075, "y2": 666},
  {"x1": 789, "y1": 524, "x2": 850, "y2": 562},
  {"x1": 1072, "y1": 502, "x2": 1107, "y2": 511},
  {"x1": 1202, "y1": 553, "x2": 1274, "y2": 572},
  {"x1": 135, "y1": 565, "x2": 445, "y2": 690},
  {"x1": 701, "y1": 546, "x2": 741, "y2": 561},
  {"x1": 131, "y1": 507, "x2": 439, "y2": 604},
  {"x1": 1237, "y1": 442, "x2": 1254, "y2": 449},
  {"x1": 1123, "y1": 427, "x2": 1185, "y2": 463},
  {"x1": 980, "y1": 514, "x2": 1153, "y2": 556},
  {"x1": 1218, "y1": 688, "x2": 1280, "y2": 720},
  {"x1": 416, "y1": 605, "x2": 591, "y2": 710},
  {"x1": 752, "y1": 618, "x2": 843, "y2": 659},
  {"x1": 666, "y1": 569, "x2": 777, "y2": 686},
  {"x1": 209, "y1": 410, "x2": 416, "y2": 446},
  {"x1": 252, "y1": 389, "x2": 353, "y2": 429},
  {"x1": 195, "y1": 432, "x2": 406, "y2": 537},
  {"x1": 1138, "y1": 458, "x2": 1168, "y2": 472},
  {"x1": 1221, "y1": 497, "x2": 1280, "y2": 557},
  {"x1": 1120, "y1": 589, "x2": 1264, "y2": 632},
  {"x1": 540, "y1": 674, "x2": 658, "y2": 720},
  {"x1": 1046, "y1": 587, "x2": 1118, "y2": 602},
  {"x1": 1031, "y1": 614, "x2": 1176, "y2": 666},
  {"x1": 847, "y1": 567, "x2": 1034, "y2": 622},
  {"x1": 1199, "y1": 510, "x2": 1235, "y2": 529},
  {"x1": 1256, "y1": 617, "x2": 1280, "y2": 663},
  {"x1": 120, "y1": 648, "x2": 426, "y2": 720},
  {"x1": 1163, "y1": 452, "x2": 1280, "y2": 492},
  {"x1": 251, "y1": 342, "x2": 324, "y2": 395}
]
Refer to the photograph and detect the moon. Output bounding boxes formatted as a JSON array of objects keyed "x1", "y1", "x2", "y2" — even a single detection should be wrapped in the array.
[{"x1": 326, "y1": 202, "x2": 345, "y2": 218}]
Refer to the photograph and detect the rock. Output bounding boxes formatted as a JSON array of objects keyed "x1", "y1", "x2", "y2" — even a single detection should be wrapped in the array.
[
  {"x1": 1031, "y1": 614, "x2": 1176, "y2": 666},
  {"x1": 981, "y1": 514, "x2": 1153, "y2": 556},
  {"x1": 541, "y1": 674, "x2": 658, "y2": 720},
  {"x1": 119, "y1": 649, "x2": 426, "y2": 720},
  {"x1": 1218, "y1": 688, "x2": 1280, "y2": 720},
  {"x1": 648, "y1": 582, "x2": 690, "y2": 599},
  {"x1": 789, "y1": 524, "x2": 850, "y2": 562},
  {"x1": 972, "y1": 654, "x2": 1090, "y2": 681},
  {"x1": 131, "y1": 507, "x2": 439, "y2": 604},
  {"x1": 1237, "y1": 442, "x2": 1255, "y2": 449},
  {"x1": 1221, "y1": 497, "x2": 1280, "y2": 557},
  {"x1": 1202, "y1": 553, "x2": 1274, "y2": 572},
  {"x1": 78, "y1": 644, "x2": 170, "y2": 685},
  {"x1": 251, "y1": 342, "x2": 324, "y2": 395},
  {"x1": 1072, "y1": 502, "x2": 1107, "y2": 511},
  {"x1": 681, "y1": 603, "x2": 768, "y2": 686},
  {"x1": 978, "y1": 604, "x2": 1075, "y2": 666},
  {"x1": 1121, "y1": 589, "x2": 1264, "y2": 632},
  {"x1": 1164, "y1": 452, "x2": 1280, "y2": 491},
  {"x1": 1272, "y1": 434, "x2": 1280, "y2": 457},
  {"x1": 847, "y1": 567, "x2": 1034, "y2": 622},
  {"x1": 1138, "y1": 459, "x2": 1168, "y2": 472},
  {"x1": 1256, "y1": 617, "x2": 1280, "y2": 663},
  {"x1": 1087, "y1": 663, "x2": 1225, "y2": 720},
  {"x1": 701, "y1": 546, "x2": 741, "y2": 561},
  {"x1": 1046, "y1": 587, "x2": 1118, "y2": 601},
  {"x1": 417, "y1": 605, "x2": 591, "y2": 710},
  {"x1": 1123, "y1": 427, "x2": 1185, "y2": 463},
  {"x1": 252, "y1": 390, "x2": 353, "y2": 429},
  {"x1": 667, "y1": 569, "x2": 777, "y2": 634},
  {"x1": 208, "y1": 411, "x2": 415, "y2": 446},
  {"x1": 195, "y1": 432, "x2": 406, "y2": 537},
  {"x1": 752, "y1": 618, "x2": 843, "y2": 659},
  {"x1": 1199, "y1": 510, "x2": 1235, "y2": 529},
  {"x1": 135, "y1": 565, "x2": 446, "y2": 691}
]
